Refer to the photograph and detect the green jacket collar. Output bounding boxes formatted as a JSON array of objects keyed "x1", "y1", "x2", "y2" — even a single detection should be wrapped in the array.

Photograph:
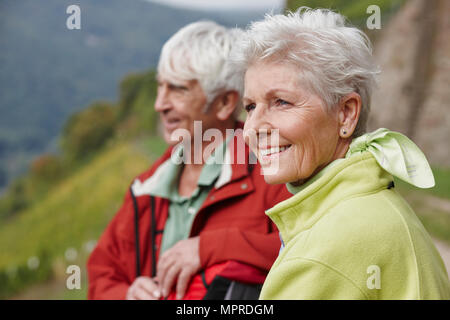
[{"x1": 267, "y1": 152, "x2": 393, "y2": 246}]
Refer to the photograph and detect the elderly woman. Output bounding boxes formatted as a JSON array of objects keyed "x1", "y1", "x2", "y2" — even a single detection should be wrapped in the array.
[{"x1": 236, "y1": 8, "x2": 450, "y2": 299}]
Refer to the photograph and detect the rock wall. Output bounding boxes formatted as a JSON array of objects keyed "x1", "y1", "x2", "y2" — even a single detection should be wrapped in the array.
[{"x1": 368, "y1": 0, "x2": 449, "y2": 167}]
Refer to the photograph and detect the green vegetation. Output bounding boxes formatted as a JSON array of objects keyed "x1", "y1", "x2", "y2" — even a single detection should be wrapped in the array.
[
  {"x1": 418, "y1": 210, "x2": 450, "y2": 245},
  {"x1": 0, "y1": 139, "x2": 165, "y2": 298},
  {"x1": 0, "y1": 66, "x2": 165, "y2": 298},
  {"x1": 395, "y1": 167, "x2": 450, "y2": 200},
  {"x1": 116, "y1": 71, "x2": 159, "y2": 137},
  {"x1": 395, "y1": 168, "x2": 450, "y2": 246},
  {"x1": 0, "y1": 143, "x2": 150, "y2": 268},
  {"x1": 424, "y1": 167, "x2": 450, "y2": 200},
  {"x1": 0, "y1": 0, "x2": 263, "y2": 190},
  {"x1": 61, "y1": 101, "x2": 117, "y2": 161}
]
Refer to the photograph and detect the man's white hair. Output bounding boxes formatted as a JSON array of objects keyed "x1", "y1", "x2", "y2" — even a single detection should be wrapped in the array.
[
  {"x1": 233, "y1": 7, "x2": 379, "y2": 136},
  {"x1": 157, "y1": 21, "x2": 244, "y2": 116}
]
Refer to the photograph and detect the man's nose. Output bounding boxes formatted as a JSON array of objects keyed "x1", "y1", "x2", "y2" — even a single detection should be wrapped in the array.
[{"x1": 154, "y1": 85, "x2": 171, "y2": 113}]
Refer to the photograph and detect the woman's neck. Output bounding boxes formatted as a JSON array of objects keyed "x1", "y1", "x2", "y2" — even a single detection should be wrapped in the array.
[
  {"x1": 290, "y1": 137, "x2": 352, "y2": 188},
  {"x1": 332, "y1": 137, "x2": 352, "y2": 161}
]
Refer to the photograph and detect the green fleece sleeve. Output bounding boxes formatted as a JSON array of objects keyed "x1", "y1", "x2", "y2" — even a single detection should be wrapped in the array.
[{"x1": 260, "y1": 257, "x2": 369, "y2": 300}]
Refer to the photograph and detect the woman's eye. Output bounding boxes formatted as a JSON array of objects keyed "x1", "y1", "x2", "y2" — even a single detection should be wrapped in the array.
[
  {"x1": 245, "y1": 103, "x2": 256, "y2": 112},
  {"x1": 275, "y1": 99, "x2": 290, "y2": 106}
]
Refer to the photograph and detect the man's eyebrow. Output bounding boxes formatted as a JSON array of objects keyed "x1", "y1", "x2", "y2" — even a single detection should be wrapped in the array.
[
  {"x1": 155, "y1": 76, "x2": 188, "y2": 89},
  {"x1": 169, "y1": 83, "x2": 189, "y2": 90}
]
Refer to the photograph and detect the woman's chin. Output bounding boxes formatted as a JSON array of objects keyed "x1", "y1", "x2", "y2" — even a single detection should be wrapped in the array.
[{"x1": 261, "y1": 170, "x2": 290, "y2": 185}]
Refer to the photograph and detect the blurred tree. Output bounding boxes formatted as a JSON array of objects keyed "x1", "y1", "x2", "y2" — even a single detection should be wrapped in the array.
[
  {"x1": 118, "y1": 73, "x2": 146, "y2": 120},
  {"x1": 61, "y1": 101, "x2": 117, "y2": 161},
  {"x1": 0, "y1": 154, "x2": 65, "y2": 220},
  {"x1": 0, "y1": 168, "x2": 6, "y2": 188},
  {"x1": 0, "y1": 178, "x2": 29, "y2": 220},
  {"x1": 116, "y1": 70, "x2": 158, "y2": 137},
  {"x1": 30, "y1": 154, "x2": 64, "y2": 186}
]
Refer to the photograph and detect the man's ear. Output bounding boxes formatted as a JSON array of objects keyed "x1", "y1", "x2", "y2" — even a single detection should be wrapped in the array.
[
  {"x1": 215, "y1": 91, "x2": 239, "y2": 121},
  {"x1": 338, "y1": 92, "x2": 362, "y2": 138}
]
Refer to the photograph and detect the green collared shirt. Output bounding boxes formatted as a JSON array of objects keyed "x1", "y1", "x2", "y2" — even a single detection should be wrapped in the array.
[
  {"x1": 150, "y1": 142, "x2": 227, "y2": 255},
  {"x1": 286, "y1": 159, "x2": 345, "y2": 195}
]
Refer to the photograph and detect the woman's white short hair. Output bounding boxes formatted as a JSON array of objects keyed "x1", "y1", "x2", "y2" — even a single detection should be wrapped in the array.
[
  {"x1": 233, "y1": 8, "x2": 379, "y2": 136},
  {"x1": 157, "y1": 21, "x2": 244, "y2": 116}
]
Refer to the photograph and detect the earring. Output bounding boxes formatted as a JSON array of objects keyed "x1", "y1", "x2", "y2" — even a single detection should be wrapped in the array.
[{"x1": 341, "y1": 128, "x2": 348, "y2": 136}]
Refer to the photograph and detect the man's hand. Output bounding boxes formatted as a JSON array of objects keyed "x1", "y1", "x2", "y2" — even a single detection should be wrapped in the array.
[
  {"x1": 156, "y1": 236, "x2": 201, "y2": 299},
  {"x1": 126, "y1": 276, "x2": 161, "y2": 300}
]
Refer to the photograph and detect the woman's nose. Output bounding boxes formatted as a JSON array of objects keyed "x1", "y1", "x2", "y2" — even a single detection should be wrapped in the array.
[
  {"x1": 245, "y1": 104, "x2": 272, "y2": 131},
  {"x1": 244, "y1": 104, "x2": 272, "y2": 144}
]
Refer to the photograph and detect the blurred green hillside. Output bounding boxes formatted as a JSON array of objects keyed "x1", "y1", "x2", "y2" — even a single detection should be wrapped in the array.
[
  {"x1": 0, "y1": 0, "x2": 266, "y2": 191},
  {"x1": 0, "y1": 69, "x2": 167, "y2": 299}
]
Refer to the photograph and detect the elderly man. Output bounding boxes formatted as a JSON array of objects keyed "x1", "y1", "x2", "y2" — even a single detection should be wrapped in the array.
[{"x1": 87, "y1": 21, "x2": 290, "y2": 300}]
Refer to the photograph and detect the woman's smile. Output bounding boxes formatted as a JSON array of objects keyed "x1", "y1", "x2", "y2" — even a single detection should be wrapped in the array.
[{"x1": 258, "y1": 144, "x2": 292, "y2": 162}]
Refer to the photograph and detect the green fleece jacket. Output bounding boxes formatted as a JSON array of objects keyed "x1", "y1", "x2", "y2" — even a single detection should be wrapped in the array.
[{"x1": 260, "y1": 152, "x2": 450, "y2": 300}]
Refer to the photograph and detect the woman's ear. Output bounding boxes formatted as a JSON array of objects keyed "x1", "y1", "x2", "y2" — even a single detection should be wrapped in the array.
[
  {"x1": 338, "y1": 92, "x2": 361, "y2": 138},
  {"x1": 215, "y1": 91, "x2": 239, "y2": 121}
]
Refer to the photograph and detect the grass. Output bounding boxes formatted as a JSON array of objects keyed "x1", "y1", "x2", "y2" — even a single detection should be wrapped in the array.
[
  {"x1": 0, "y1": 135, "x2": 167, "y2": 298},
  {"x1": 11, "y1": 255, "x2": 89, "y2": 300},
  {"x1": 0, "y1": 142, "x2": 148, "y2": 267},
  {"x1": 426, "y1": 167, "x2": 450, "y2": 200},
  {"x1": 418, "y1": 210, "x2": 450, "y2": 245},
  {"x1": 395, "y1": 166, "x2": 450, "y2": 245},
  {"x1": 395, "y1": 167, "x2": 450, "y2": 200}
]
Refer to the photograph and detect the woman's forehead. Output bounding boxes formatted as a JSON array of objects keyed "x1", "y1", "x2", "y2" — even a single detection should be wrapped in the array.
[{"x1": 244, "y1": 63, "x2": 303, "y2": 94}]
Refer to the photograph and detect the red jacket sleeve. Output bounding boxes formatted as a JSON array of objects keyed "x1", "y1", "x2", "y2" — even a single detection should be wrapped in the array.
[
  {"x1": 87, "y1": 189, "x2": 136, "y2": 300},
  {"x1": 199, "y1": 184, "x2": 290, "y2": 272},
  {"x1": 199, "y1": 226, "x2": 279, "y2": 272}
]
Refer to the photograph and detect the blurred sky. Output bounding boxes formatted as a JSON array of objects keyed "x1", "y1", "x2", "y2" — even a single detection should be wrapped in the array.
[{"x1": 145, "y1": 0, "x2": 285, "y2": 11}]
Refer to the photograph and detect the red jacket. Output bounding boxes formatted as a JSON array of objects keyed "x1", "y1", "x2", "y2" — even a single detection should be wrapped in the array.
[{"x1": 87, "y1": 131, "x2": 291, "y2": 299}]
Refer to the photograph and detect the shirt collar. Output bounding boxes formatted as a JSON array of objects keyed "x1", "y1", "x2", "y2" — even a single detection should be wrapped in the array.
[
  {"x1": 147, "y1": 139, "x2": 228, "y2": 200},
  {"x1": 130, "y1": 122, "x2": 253, "y2": 198},
  {"x1": 286, "y1": 158, "x2": 345, "y2": 195},
  {"x1": 198, "y1": 137, "x2": 228, "y2": 186}
]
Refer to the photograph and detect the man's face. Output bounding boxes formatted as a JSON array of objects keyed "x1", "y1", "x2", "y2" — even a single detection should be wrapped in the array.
[{"x1": 155, "y1": 75, "x2": 215, "y2": 145}]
